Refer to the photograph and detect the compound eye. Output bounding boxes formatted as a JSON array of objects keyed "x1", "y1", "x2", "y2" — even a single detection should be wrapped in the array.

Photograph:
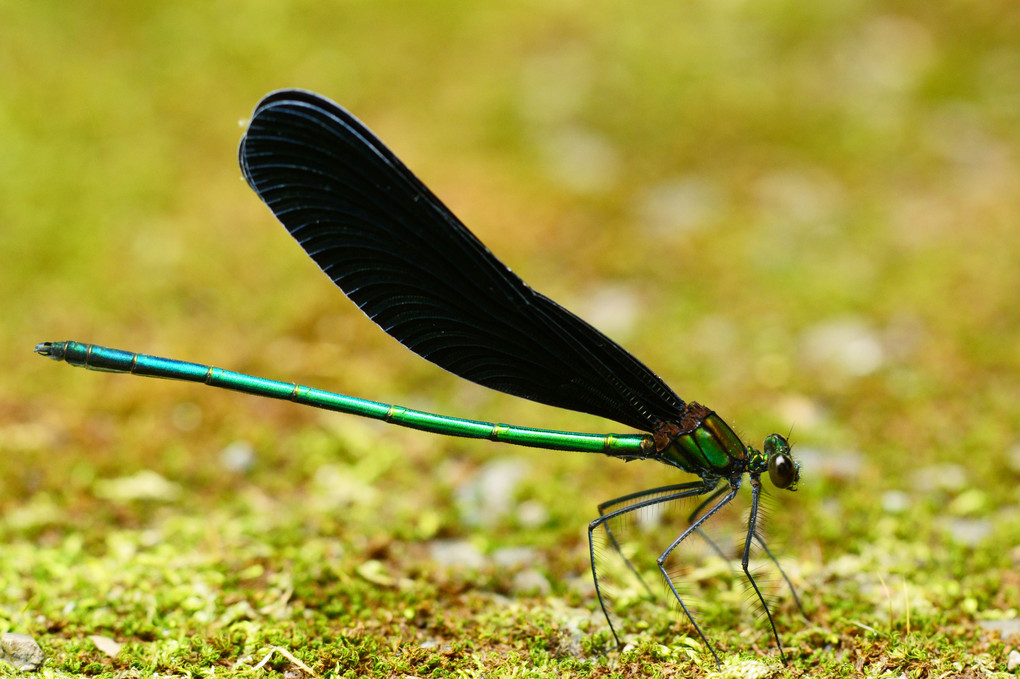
[
  {"x1": 768, "y1": 453, "x2": 798, "y2": 489},
  {"x1": 763, "y1": 433, "x2": 790, "y2": 457}
]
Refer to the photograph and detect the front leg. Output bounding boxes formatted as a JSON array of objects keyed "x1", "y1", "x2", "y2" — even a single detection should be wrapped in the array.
[
  {"x1": 656, "y1": 480, "x2": 740, "y2": 667},
  {"x1": 588, "y1": 483, "x2": 714, "y2": 646},
  {"x1": 740, "y1": 475, "x2": 790, "y2": 663}
]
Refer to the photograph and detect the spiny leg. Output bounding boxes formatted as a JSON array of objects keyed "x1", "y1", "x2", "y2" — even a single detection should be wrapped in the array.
[
  {"x1": 588, "y1": 483, "x2": 714, "y2": 646},
  {"x1": 741, "y1": 476, "x2": 788, "y2": 662},
  {"x1": 595, "y1": 482, "x2": 714, "y2": 600},
  {"x1": 755, "y1": 533, "x2": 808, "y2": 620},
  {"x1": 686, "y1": 486, "x2": 730, "y2": 561},
  {"x1": 657, "y1": 481, "x2": 740, "y2": 667},
  {"x1": 690, "y1": 488, "x2": 808, "y2": 621}
]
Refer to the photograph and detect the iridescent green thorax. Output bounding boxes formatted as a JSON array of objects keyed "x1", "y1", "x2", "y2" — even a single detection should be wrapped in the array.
[
  {"x1": 654, "y1": 402, "x2": 748, "y2": 478},
  {"x1": 746, "y1": 448, "x2": 769, "y2": 476}
]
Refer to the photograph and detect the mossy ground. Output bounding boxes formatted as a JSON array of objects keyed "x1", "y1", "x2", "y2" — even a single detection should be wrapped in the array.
[{"x1": 2, "y1": 2, "x2": 1019, "y2": 677}]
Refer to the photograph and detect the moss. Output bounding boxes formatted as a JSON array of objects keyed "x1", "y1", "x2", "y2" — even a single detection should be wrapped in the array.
[{"x1": 3, "y1": 1, "x2": 1019, "y2": 676}]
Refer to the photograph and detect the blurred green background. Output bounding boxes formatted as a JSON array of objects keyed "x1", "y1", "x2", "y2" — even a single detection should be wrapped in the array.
[{"x1": 2, "y1": 1, "x2": 1018, "y2": 676}]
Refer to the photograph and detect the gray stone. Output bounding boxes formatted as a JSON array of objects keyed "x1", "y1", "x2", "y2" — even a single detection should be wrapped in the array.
[
  {"x1": 511, "y1": 568, "x2": 551, "y2": 595},
  {"x1": 220, "y1": 440, "x2": 256, "y2": 472},
  {"x1": 978, "y1": 618, "x2": 1020, "y2": 637},
  {"x1": 945, "y1": 518, "x2": 992, "y2": 546},
  {"x1": 455, "y1": 458, "x2": 529, "y2": 527},
  {"x1": 1, "y1": 633, "x2": 44, "y2": 671},
  {"x1": 491, "y1": 546, "x2": 539, "y2": 569},
  {"x1": 428, "y1": 539, "x2": 486, "y2": 569},
  {"x1": 800, "y1": 317, "x2": 884, "y2": 377}
]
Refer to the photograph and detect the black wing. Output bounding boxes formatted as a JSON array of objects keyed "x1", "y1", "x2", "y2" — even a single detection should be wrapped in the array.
[{"x1": 239, "y1": 89, "x2": 684, "y2": 432}]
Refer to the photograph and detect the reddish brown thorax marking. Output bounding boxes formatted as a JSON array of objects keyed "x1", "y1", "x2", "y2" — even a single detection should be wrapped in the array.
[{"x1": 652, "y1": 402, "x2": 712, "y2": 451}]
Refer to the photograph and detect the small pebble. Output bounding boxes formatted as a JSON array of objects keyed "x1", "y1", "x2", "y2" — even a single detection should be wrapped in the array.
[
  {"x1": 977, "y1": 618, "x2": 1020, "y2": 636},
  {"x1": 911, "y1": 463, "x2": 967, "y2": 493},
  {"x1": 945, "y1": 518, "x2": 992, "y2": 546},
  {"x1": 220, "y1": 440, "x2": 256, "y2": 472},
  {"x1": 516, "y1": 499, "x2": 549, "y2": 528},
  {"x1": 580, "y1": 285, "x2": 640, "y2": 339},
  {"x1": 800, "y1": 317, "x2": 884, "y2": 377},
  {"x1": 428, "y1": 539, "x2": 486, "y2": 569},
  {"x1": 93, "y1": 470, "x2": 181, "y2": 502},
  {"x1": 455, "y1": 458, "x2": 528, "y2": 527},
  {"x1": 537, "y1": 125, "x2": 619, "y2": 193},
  {"x1": 491, "y1": 546, "x2": 539, "y2": 569},
  {"x1": 881, "y1": 490, "x2": 910, "y2": 513},
  {"x1": 776, "y1": 394, "x2": 827, "y2": 430},
  {"x1": 1, "y1": 633, "x2": 44, "y2": 671},
  {"x1": 89, "y1": 635, "x2": 121, "y2": 658},
  {"x1": 1007, "y1": 649, "x2": 1020, "y2": 671},
  {"x1": 511, "y1": 568, "x2": 551, "y2": 596},
  {"x1": 635, "y1": 175, "x2": 723, "y2": 236}
]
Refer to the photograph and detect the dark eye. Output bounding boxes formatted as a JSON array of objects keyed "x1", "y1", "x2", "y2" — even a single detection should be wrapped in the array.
[{"x1": 768, "y1": 453, "x2": 798, "y2": 489}]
